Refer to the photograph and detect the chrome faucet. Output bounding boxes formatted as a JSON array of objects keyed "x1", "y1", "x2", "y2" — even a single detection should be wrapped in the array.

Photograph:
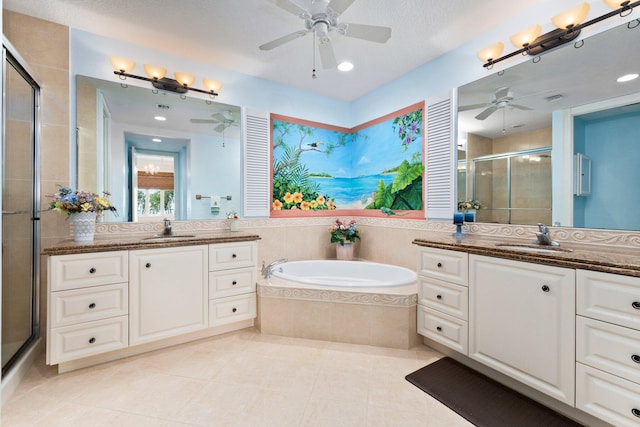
[
  {"x1": 162, "y1": 218, "x2": 174, "y2": 236},
  {"x1": 534, "y1": 223, "x2": 559, "y2": 246},
  {"x1": 261, "y1": 258, "x2": 288, "y2": 279}
]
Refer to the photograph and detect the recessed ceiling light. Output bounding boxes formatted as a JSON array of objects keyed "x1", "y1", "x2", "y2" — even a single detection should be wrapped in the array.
[
  {"x1": 617, "y1": 73, "x2": 639, "y2": 83},
  {"x1": 152, "y1": 138, "x2": 162, "y2": 142},
  {"x1": 154, "y1": 116, "x2": 167, "y2": 121},
  {"x1": 338, "y1": 61, "x2": 354, "y2": 72}
]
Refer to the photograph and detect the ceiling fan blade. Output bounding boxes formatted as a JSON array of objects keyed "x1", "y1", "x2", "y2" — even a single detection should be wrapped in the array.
[
  {"x1": 259, "y1": 30, "x2": 307, "y2": 51},
  {"x1": 475, "y1": 106, "x2": 497, "y2": 120},
  {"x1": 459, "y1": 103, "x2": 489, "y2": 112},
  {"x1": 318, "y1": 38, "x2": 337, "y2": 69},
  {"x1": 190, "y1": 119, "x2": 218, "y2": 124},
  {"x1": 275, "y1": 0, "x2": 309, "y2": 18},
  {"x1": 211, "y1": 113, "x2": 225, "y2": 121},
  {"x1": 511, "y1": 104, "x2": 533, "y2": 111},
  {"x1": 494, "y1": 87, "x2": 510, "y2": 100},
  {"x1": 214, "y1": 123, "x2": 226, "y2": 133},
  {"x1": 327, "y1": 0, "x2": 356, "y2": 15},
  {"x1": 341, "y1": 23, "x2": 391, "y2": 43}
]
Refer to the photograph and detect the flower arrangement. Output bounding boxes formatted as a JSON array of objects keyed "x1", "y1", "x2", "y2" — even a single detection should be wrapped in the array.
[
  {"x1": 457, "y1": 199, "x2": 482, "y2": 212},
  {"x1": 49, "y1": 187, "x2": 116, "y2": 216},
  {"x1": 329, "y1": 219, "x2": 360, "y2": 246},
  {"x1": 227, "y1": 210, "x2": 239, "y2": 219}
]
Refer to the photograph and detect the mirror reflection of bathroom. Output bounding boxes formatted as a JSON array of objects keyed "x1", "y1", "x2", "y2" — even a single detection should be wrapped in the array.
[
  {"x1": 133, "y1": 152, "x2": 177, "y2": 222},
  {"x1": 457, "y1": 129, "x2": 552, "y2": 225},
  {"x1": 75, "y1": 75, "x2": 242, "y2": 222},
  {"x1": 125, "y1": 132, "x2": 188, "y2": 222}
]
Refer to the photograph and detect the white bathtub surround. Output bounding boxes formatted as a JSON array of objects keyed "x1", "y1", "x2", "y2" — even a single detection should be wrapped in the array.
[
  {"x1": 271, "y1": 260, "x2": 416, "y2": 288},
  {"x1": 258, "y1": 266, "x2": 419, "y2": 349}
]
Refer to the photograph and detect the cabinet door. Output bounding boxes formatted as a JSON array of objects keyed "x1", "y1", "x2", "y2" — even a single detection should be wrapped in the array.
[
  {"x1": 469, "y1": 255, "x2": 575, "y2": 405},
  {"x1": 129, "y1": 245, "x2": 208, "y2": 345}
]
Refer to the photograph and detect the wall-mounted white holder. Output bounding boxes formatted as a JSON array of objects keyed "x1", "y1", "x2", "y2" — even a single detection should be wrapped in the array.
[{"x1": 574, "y1": 153, "x2": 591, "y2": 196}]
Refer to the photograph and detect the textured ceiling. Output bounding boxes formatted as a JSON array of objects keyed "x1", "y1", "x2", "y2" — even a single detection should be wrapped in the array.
[{"x1": 3, "y1": 0, "x2": 548, "y2": 101}]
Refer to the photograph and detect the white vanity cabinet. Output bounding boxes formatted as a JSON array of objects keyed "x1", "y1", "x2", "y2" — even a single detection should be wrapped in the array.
[
  {"x1": 469, "y1": 255, "x2": 576, "y2": 405},
  {"x1": 129, "y1": 245, "x2": 208, "y2": 346},
  {"x1": 575, "y1": 269, "x2": 640, "y2": 426},
  {"x1": 45, "y1": 237, "x2": 260, "y2": 371},
  {"x1": 208, "y1": 241, "x2": 257, "y2": 326},
  {"x1": 46, "y1": 251, "x2": 129, "y2": 365},
  {"x1": 416, "y1": 247, "x2": 469, "y2": 354}
]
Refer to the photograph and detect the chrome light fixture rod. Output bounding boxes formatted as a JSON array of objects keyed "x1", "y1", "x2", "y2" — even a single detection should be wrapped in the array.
[
  {"x1": 113, "y1": 70, "x2": 219, "y2": 98},
  {"x1": 483, "y1": 0, "x2": 640, "y2": 68}
]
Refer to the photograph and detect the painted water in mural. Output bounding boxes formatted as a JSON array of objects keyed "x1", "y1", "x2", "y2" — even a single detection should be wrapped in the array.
[{"x1": 272, "y1": 107, "x2": 423, "y2": 211}]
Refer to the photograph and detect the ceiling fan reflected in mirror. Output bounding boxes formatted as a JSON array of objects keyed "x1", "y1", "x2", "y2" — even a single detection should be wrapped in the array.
[
  {"x1": 459, "y1": 87, "x2": 532, "y2": 120},
  {"x1": 190, "y1": 110, "x2": 239, "y2": 133},
  {"x1": 259, "y1": 0, "x2": 392, "y2": 72}
]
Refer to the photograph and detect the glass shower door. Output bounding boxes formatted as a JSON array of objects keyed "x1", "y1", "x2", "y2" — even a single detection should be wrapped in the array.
[{"x1": 2, "y1": 48, "x2": 40, "y2": 375}]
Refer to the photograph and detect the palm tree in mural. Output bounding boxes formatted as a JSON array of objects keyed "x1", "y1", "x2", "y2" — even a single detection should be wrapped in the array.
[
  {"x1": 366, "y1": 153, "x2": 424, "y2": 210},
  {"x1": 272, "y1": 122, "x2": 354, "y2": 210}
]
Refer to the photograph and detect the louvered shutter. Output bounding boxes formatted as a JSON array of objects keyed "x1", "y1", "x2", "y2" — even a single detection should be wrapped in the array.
[
  {"x1": 242, "y1": 108, "x2": 270, "y2": 217},
  {"x1": 425, "y1": 90, "x2": 456, "y2": 221}
]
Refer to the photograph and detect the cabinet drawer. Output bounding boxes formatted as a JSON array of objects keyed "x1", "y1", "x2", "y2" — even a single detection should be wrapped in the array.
[
  {"x1": 209, "y1": 293, "x2": 256, "y2": 327},
  {"x1": 417, "y1": 247, "x2": 468, "y2": 285},
  {"x1": 577, "y1": 316, "x2": 640, "y2": 385},
  {"x1": 418, "y1": 277, "x2": 468, "y2": 320},
  {"x1": 576, "y1": 363, "x2": 640, "y2": 427},
  {"x1": 48, "y1": 316, "x2": 128, "y2": 364},
  {"x1": 417, "y1": 305, "x2": 468, "y2": 354},
  {"x1": 209, "y1": 267, "x2": 256, "y2": 298},
  {"x1": 577, "y1": 269, "x2": 640, "y2": 330},
  {"x1": 49, "y1": 251, "x2": 128, "y2": 291},
  {"x1": 209, "y1": 242, "x2": 256, "y2": 271},
  {"x1": 50, "y1": 283, "x2": 128, "y2": 328}
]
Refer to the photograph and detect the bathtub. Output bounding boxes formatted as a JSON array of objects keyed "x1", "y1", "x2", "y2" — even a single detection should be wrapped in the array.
[
  {"x1": 270, "y1": 260, "x2": 417, "y2": 288},
  {"x1": 258, "y1": 260, "x2": 420, "y2": 349}
]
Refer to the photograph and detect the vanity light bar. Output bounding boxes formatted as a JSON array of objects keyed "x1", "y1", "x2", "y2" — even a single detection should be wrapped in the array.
[
  {"x1": 112, "y1": 69, "x2": 220, "y2": 98},
  {"x1": 109, "y1": 56, "x2": 221, "y2": 98},
  {"x1": 480, "y1": 0, "x2": 640, "y2": 68}
]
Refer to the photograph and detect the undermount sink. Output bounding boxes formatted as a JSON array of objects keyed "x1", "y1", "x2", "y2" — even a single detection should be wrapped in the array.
[
  {"x1": 141, "y1": 234, "x2": 197, "y2": 242},
  {"x1": 495, "y1": 243, "x2": 572, "y2": 254}
]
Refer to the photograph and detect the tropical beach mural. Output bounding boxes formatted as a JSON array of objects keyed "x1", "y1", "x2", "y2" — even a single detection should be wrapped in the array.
[{"x1": 272, "y1": 104, "x2": 424, "y2": 214}]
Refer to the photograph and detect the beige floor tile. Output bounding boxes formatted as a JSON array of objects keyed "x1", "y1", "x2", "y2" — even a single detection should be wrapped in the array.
[
  {"x1": 0, "y1": 329, "x2": 475, "y2": 427},
  {"x1": 302, "y1": 397, "x2": 368, "y2": 427}
]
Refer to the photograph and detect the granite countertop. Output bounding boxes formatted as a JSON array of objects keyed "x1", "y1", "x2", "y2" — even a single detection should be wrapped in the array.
[
  {"x1": 43, "y1": 231, "x2": 261, "y2": 256},
  {"x1": 413, "y1": 233, "x2": 640, "y2": 278}
]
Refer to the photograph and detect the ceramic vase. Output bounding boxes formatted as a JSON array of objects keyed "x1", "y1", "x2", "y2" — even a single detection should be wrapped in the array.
[
  {"x1": 69, "y1": 211, "x2": 97, "y2": 243},
  {"x1": 229, "y1": 218, "x2": 239, "y2": 232},
  {"x1": 336, "y1": 242, "x2": 354, "y2": 261}
]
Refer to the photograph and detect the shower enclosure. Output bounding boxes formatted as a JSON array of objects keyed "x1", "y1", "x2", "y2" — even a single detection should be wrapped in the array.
[
  {"x1": 459, "y1": 147, "x2": 552, "y2": 225},
  {"x1": 2, "y1": 40, "x2": 41, "y2": 377}
]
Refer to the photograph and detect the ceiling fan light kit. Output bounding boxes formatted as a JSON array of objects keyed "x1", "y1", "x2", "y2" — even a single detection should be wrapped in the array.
[
  {"x1": 109, "y1": 55, "x2": 221, "y2": 100},
  {"x1": 259, "y1": 0, "x2": 391, "y2": 76},
  {"x1": 478, "y1": 0, "x2": 639, "y2": 69}
]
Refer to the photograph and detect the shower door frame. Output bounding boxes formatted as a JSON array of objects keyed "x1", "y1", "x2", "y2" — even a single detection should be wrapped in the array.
[{"x1": 1, "y1": 37, "x2": 41, "y2": 377}]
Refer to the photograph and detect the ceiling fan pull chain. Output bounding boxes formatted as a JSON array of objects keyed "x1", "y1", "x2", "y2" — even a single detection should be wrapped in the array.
[{"x1": 312, "y1": 36, "x2": 317, "y2": 79}]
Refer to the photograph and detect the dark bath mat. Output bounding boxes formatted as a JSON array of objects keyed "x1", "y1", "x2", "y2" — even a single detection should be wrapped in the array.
[{"x1": 405, "y1": 357, "x2": 583, "y2": 427}]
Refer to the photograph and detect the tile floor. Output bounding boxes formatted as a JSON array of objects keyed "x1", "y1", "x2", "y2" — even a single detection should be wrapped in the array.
[{"x1": 1, "y1": 328, "x2": 473, "y2": 426}]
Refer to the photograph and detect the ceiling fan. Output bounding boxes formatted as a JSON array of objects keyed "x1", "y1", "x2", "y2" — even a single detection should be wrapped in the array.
[
  {"x1": 190, "y1": 111, "x2": 239, "y2": 133},
  {"x1": 259, "y1": 0, "x2": 392, "y2": 70},
  {"x1": 459, "y1": 87, "x2": 532, "y2": 120}
]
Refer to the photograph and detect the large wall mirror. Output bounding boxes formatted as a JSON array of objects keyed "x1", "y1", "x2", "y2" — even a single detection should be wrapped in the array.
[
  {"x1": 457, "y1": 20, "x2": 640, "y2": 230},
  {"x1": 76, "y1": 76, "x2": 242, "y2": 222}
]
